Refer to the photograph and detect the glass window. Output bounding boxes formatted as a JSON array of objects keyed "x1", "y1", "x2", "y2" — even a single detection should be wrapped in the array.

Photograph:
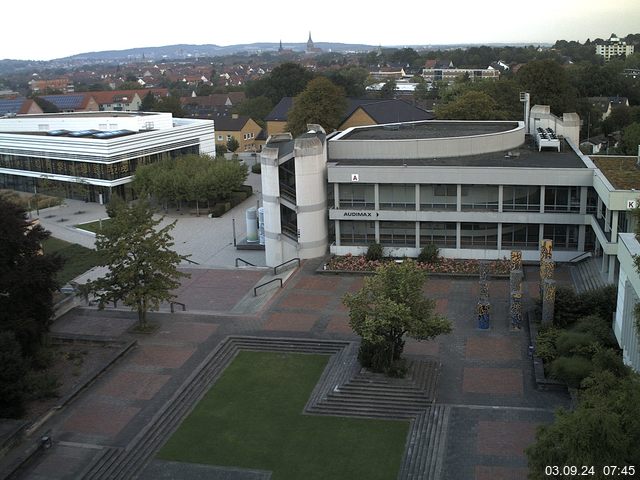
[
  {"x1": 461, "y1": 185, "x2": 499, "y2": 211},
  {"x1": 338, "y1": 184, "x2": 375, "y2": 209},
  {"x1": 460, "y1": 223, "x2": 498, "y2": 248},
  {"x1": 544, "y1": 186, "x2": 580, "y2": 212},
  {"x1": 503, "y1": 186, "x2": 541, "y2": 212},
  {"x1": 420, "y1": 222, "x2": 456, "y2": 247},
  {"x1": 379, "y1": 184, "x2": 415, "y2": 210},
  {"x1": 339, "y1": 220, "x2": 376, "y2": 245},
  {"x1": 280, "y1": 205, "x2": 297, "y2": 240},
  {"x1": 420, "y1": 184, "x2": 457, "y2": 210},
  {"x1": 586, "y1": 187, "x2": 598, "y2": 215},
  {"x1": 502, "y1": 223, "x2": 539, "y2": 248},
  {"x1": 379, "y1": 221, "x2": 416, "y2": 247},
  {"x1": 543, "y1": 224, "x2": 578, "y2": 250}
]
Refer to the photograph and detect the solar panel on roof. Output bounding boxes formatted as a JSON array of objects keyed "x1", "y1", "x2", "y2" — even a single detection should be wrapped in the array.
[
  {"x1": 47, "y1": 130, "x2": 70, "y2": 136},
  {"x1": 69, "y1": 129, "x2": 100, "y2": 137},
  {"x1": 42, "y1": 95, "x2": 85, "y2": 109}
]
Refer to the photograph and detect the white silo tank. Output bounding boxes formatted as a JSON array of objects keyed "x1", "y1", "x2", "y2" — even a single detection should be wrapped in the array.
[
  {"x1": 258, "y1": 207, "x2": 265, "y2": 245},
  {"x1": 246, "y1": 207, "x2": 258, "y2": 243}
]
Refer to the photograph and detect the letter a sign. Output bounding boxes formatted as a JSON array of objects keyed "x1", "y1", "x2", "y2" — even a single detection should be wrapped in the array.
[{"x1": 351, "y1": 173, "x2": 359, "y2": 182}]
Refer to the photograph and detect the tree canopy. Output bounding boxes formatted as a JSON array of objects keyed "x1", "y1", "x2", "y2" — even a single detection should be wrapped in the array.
[
  {"x1": 435, "y1": 90, "x2": 508, "y2": 120},
  {"x1": 245, "y1": 62, "x2": 314, "y2": 104},
  {"x1": 343, "y1": 261, "x2": 452, "y2": 374},
  {"x1": 83, "y1": 198, "x2": 190, "y2": 328},
  {"x1": 134, "y1": 154, "x2": 248, "y2": 213},
  {"x1": 516, "y1": 59, "x2": 578, "y2": 115},
  {"x1": 0, "y1": 197, "x2": 62, "y2": 357},
  {"x1": 286, "y1": 77, "x2": 347, "y2": 136}
]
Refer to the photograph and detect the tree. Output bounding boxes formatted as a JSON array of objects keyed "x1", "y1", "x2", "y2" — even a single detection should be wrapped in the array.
[
  {"x1": 286, "y1": 77, "x2": 347, "y2": 136},
  {"x1": 0, "y1": 331, "x2": 28, "y2": 418},
  {"x1": 83, "y1": 199, "x2": 190, "y2": 329},
  {"x1": 343, "y1": 261, "x2": 452, "y2": 375},
  {"x1": 140, "y1": 91, "x2": 157, "y2": 111},
  {"x1": 619, "y1": 122, "x2": 640, "y2": 155},
  {"x1": 235, "y1": 96, "x2": 273, "y2": 127},
  {"x1": 516, "y1": 59, "x2": 578, "y2": 115},
  {"x1": 326, "y1": 66, "x2": 370, "y2": 97},
  {"x1": 226, "y1": 136, "x2": 240, "y2": 153},
  {"x1": 527, "y1": 371, "x2": 640, "y2": 479},
  {"x1": 245, "y1": 62, "x2": 314, "y2": 104},
  {"x1": 435, "y1": 90, "x2": 507, "y2": 120},
  {"x1": 155, "y1": 95, "x2": 184, "y2": 117},
  {"x1": 379, "y1": 79, "x2": 397, "y2": 99},
  {"x1": 0, "y1": 197, "x2": 62, "y2": 357}
]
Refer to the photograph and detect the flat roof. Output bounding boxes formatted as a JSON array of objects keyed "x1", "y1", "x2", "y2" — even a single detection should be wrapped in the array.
[
  {"x1": 338, "y1": 121, "x2": 520, "y2": 141},
  {"x1": 1, "y1": 111, "x2": 157, "y2": 119},
  {"x1": 330, "y1": 137, "x2": 587, "y2": 169},
  {"x1": 591, "y1": 156, "x2": 640, "y2": 189}
]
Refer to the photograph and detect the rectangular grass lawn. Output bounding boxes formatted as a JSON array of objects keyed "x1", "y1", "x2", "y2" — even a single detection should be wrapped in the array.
[
  {"x1": 158, "y1": 351, "x2": 410, "y2": 480},
  {"x1": 42, "y1": 237, "x2": 102, "y2": 284}
]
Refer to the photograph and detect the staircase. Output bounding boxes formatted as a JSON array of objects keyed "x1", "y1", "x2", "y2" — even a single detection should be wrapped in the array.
[{"x1": 570, "y1": 257, "x2": 611, "y2": 294}]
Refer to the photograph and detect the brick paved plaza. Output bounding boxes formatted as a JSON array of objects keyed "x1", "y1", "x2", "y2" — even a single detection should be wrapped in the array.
[{"x1": 11, "y1": 259, "x2": 571, "y2": 480}]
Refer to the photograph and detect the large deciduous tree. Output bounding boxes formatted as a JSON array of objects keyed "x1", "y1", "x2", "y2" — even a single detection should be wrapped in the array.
[
  {"x1": 343, "y1": 261, "x2": 452, "y2": 375},
  {"x1": 245, "y1": 62, "x2": 314, "y2": 105},
  {"x1": 435, "y1": 90, "x2": 508, "y2": 120},
  {"x1": 0, "y1": 197, "x2": 62, "y2": 357},
  {"x1": 516, "y1": 59, "x2": 578, "y2": 115},
  {"x1": 286, "y1": 77, "x2": 347, "y2": 136},
  {"x1": 83, "y1": 199, "x2": 190, "y2": 329}
]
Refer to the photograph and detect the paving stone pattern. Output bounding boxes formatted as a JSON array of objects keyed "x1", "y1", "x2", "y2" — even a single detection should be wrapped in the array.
[{"x1": 14, "y1": 259, "x2": 576, "y2": 480}]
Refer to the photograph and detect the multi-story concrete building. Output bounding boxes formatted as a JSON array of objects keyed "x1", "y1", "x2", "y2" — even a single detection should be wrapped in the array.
[
  {"x1": 595, "y1": 34, "x2": 635, "y2": 61},
  {"x1": 421, "y1": 66, "x2": 499, "y2": 83},
  {"x1": 0, "y1": 111, "x2": 214, "y2": 202}
]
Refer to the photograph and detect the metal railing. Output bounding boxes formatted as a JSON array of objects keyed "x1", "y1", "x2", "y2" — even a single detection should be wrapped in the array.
[
  {"x1": 568, "y1": 251, "x2": 592, "y2": 263},
  {"x1": 235, "y1": 257, "x2": 256, "y2": 267},
  {"x1": 274, "y1": 257, "x2": 300, "y2": 275},
  {"x1": 184, "y1": 257, "x2": 201, "y2": 265},
  {"x1": 254, "y1": 278, "x2": 283, "y2": 296}
]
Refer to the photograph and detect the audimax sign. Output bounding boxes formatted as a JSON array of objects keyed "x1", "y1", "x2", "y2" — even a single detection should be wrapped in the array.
[{"x1": 342, "y1": 211, "x2": 379, "y2": 217}]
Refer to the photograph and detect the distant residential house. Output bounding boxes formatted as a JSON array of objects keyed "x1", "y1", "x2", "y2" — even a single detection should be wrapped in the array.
[
  {"x1": 90, "y1": 89, "x2": 169, "y2": 111},
  {"x1": 369, "y1": 66, "x2": 407, "y2": 81},
  {"x1": 29, "y1": 78, "x2": 74, "y2": 93},
  {"x1": 40, "y1": 93, "x2": 99, "y2": 112},
  {"x1": 588, "y1": 96, "x2": 630, "y2": 120},
  {"x1": 215, "y1": 114, "x2": 263, "y2": 152},
  {"x1": 0, "y1": 97, "x2": 43, "y2": 116},
  {"x1": 264, "y1": 97, "x2": 434, "y2": 137},
  {"x1": 579, "y1": 135, "x2": 612, "y2": 154},
  {"x1": 181, "y1": 93, "x2": 246, "y2": 118}
]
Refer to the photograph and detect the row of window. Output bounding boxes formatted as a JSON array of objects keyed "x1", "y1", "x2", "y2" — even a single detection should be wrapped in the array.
[
  {"x1": 337, "y1": 184, "x2": 592, "y2": 213},
  {"x1": 216, "y1": 132, "x2": 256, "y2": 142},
  {"x1": 338, "y1": 221, "x2": 580, "y2": 250}
]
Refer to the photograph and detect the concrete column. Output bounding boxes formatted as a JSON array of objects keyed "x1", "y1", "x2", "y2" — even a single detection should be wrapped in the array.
[
  {"x1": 539, "y1": 185, "x2": 545, "y2": 213},
  {"x1": 334, "y1": 220, "x2": 341, "y2": 246},
  {"x1": 374, "y1": 184, "x2": 379, "y2": 210},
  {"x1": 611, "y1": 211, "x2": 619, "y2": 243},
  {"x1": 579, "y1": 186, "x2": 588, "y2": 215},
  {"x1": 578, "y1": 224, "x2": 586, "y2": 251},
  {"x1": 539, "y1": 224, "x2": 545, "y2": 243},
  {"x1": 498, "y1": 185, "x2": 504, "y2": 213},
  {"x1": 497, "y1": 223, "x2": 503, "y2": 252},
  {"x1": 597, "y1": 196, "x2": 603, "y2": 219},
  {"x1": 375, "y1": 220, "x2": 380, "y2": 243},
  {"x1": 333, "y1": 183, "x2": 340, "y2": 209},
  {"x1": 605, "y1": 208, "x2": 612, "y2": 233},
  {"x1": 456, "y1": 184, "x2": 462, "y2": 212},
  {"x1": 602, "y1": 252, "x2": 608, "y2": 274},
  {"x1": 608, "y1": 255, "x2": 616, "y2": 284},
  {"x1": 415, "y1": 184, "x2": 420, "y2": 212},
  {"x1": 456, "y1": 222, "x2": 461, "y2": 249},
  {"x1": 415, "y1": 222, "x2": 420, "y2": 249}
]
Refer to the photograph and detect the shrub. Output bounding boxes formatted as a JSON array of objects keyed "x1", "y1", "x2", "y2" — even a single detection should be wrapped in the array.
[
  {"x1": 591, "y1": 348, "x2": 630, "y2": 378},
  {"x1": 555, "y1": 331, "x2": 599, "y2": 358},
  {"x1": 251, "y1": 163, "x2": 261, "y2": 174},
  {"x1": 229, "y1": 191, "x2": 247, "y2": 207},
  {"x1": 578, "y1": 284, "x2": 617, "y2": 323},
  {"x1": 417, "y1": 244, "x2": 439, "y2": 264},
  {"x1": 210, "y1": 202, "x2": 230, "y2": 217},
  {"x1": 365, "y1": 242, "x2": 384, "y2": 261},
  {"x1": 235, "y1": 185, "x2": 253, "y2": 196},
  {"x1": 552, "y1": 286, "x2": 580, "y2": 327},
  {"x1": 549, "y1": 356, "x2": 594, "y2": 388},
  {"x1": 535, "y1": 326, "x2": 561, "y2": 364},
  {"x1": 571, "y1": 314, "x2": 617, "y2": 347},
  {"x1": 24, "y1": 370, "x2": 60, "y2": 400}
]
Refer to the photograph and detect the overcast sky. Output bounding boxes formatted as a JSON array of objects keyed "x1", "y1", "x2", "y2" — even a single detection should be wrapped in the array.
[{"x1": 4, "y1": 0, "x2": 640, "y2": 61}]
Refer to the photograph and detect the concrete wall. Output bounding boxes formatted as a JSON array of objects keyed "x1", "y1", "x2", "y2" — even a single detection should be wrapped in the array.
[
  {"x1": 615, "y1": 233, "x2": 640, "y2": 372},
  {"x1": 528, "y1": 105, "x2": 580, "y2": 146}
]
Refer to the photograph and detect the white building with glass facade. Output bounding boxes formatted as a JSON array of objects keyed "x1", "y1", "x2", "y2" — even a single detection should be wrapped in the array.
[{"x1": 0, "y1": 111, "x2": 215, "y2": 202}]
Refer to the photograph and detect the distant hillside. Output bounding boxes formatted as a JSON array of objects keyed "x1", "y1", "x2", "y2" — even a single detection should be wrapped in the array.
[{"x1": 62, "y1": 42, "x2": 379, "y2": 61}]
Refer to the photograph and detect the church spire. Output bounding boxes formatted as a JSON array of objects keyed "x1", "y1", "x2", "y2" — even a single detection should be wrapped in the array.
[
  {"x1": 307, "y1": 31, "x2": 314, "y2": 50},
  {"x1": 279, "y1": 39, "x2": 283, "y2": 52}
]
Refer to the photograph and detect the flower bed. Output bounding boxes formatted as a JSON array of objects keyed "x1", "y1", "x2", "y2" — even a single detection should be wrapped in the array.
[{"x1": 326, "y1": 254, "x2": 510, "y2": 275}]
